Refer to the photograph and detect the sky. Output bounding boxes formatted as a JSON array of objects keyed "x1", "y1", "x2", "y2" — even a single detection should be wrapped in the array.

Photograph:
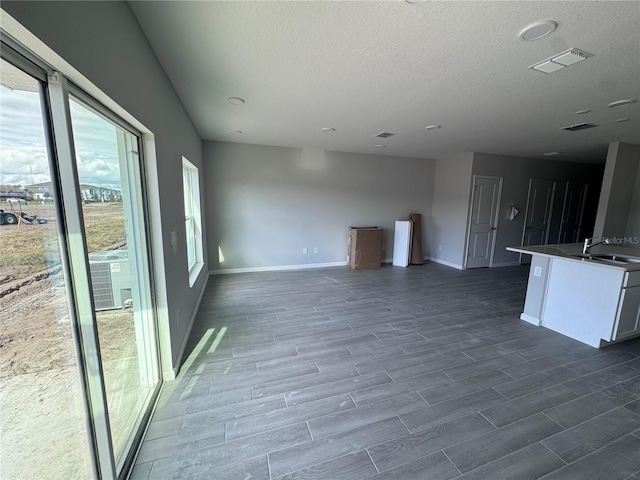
[
  {"x1": 0, "y1": 74, "x2": 125, "y2": 192},
  {"x1": 0, "y1": 84, "x2": 50, "y2": 187}
]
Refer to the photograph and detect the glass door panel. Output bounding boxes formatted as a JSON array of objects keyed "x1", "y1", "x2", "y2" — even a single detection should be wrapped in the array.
[
  {"x1": 68, "y1": 97, "x2": 159, "y2": 469},
  {"x1": 0, "y1": 59, "x2": 93, "y2": 479}
]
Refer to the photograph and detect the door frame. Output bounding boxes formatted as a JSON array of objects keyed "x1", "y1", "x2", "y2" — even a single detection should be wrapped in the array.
[{"x1": 464, "y1": 175, "x2": 503, "y2": 269}]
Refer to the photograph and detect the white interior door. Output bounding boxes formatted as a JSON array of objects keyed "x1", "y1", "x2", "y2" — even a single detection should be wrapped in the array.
[
  {"x1": 522, "y1": 179, "x2": 556, "y2": 247},
  {"x1": 557, "y1": 181, "x2": 588, "y2": 244},
  {"x1": 466, "y1": 176, "x2": 502, "y2": 269}
]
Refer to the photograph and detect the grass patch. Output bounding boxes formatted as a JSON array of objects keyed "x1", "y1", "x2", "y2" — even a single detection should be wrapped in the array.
[
  {"x1": 85, "y1": 218, "x2": 127, "y2": 253},
  {"x1": 0, "y1": 203, "x2": 127, "y2": 284}
]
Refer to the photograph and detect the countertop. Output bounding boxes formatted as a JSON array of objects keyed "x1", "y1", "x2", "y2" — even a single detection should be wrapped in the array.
[{"x1": 506, "y1": 242, "x2": 640, "y2": 272}]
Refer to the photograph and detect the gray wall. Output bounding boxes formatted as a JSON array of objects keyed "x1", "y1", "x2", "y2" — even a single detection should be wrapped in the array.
[
  {"x1": 428, "y1": 152, "x2": 474, "y2": 269},
  {"x1": 3, "y1": 1, "x2": 207, "y2": 376},
  {"x1": 594, "y1": 142, "x2": 640, "y2": 246},
  {"x1": 472, "y1": 152, "x2": 603, "y2": 266},
  {"x1": 204, "y1": 141, "x2": 435, "y2": 271},
  {"x1": 625, "y1": 161, "x2": 640, "y2": 242}
]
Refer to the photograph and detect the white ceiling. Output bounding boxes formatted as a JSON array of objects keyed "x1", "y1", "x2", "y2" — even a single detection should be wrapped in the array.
[{"x1": 129, "y1": 1, "x2": 640, "y2": 164}]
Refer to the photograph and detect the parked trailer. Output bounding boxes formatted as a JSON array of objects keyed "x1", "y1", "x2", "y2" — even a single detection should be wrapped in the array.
[{"x1": 0, "y1": 191, "x2": 33, "y2": 201}]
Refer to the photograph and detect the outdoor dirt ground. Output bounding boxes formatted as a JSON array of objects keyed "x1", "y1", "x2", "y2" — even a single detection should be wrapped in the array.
[{"x1": 0, "y1": 202, "x2": 146, "y2": 480}]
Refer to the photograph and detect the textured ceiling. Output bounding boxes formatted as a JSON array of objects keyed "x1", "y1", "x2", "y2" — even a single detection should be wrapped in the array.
[{"x1": 129, "y1": 1, "x2": 640, "y2": 164}]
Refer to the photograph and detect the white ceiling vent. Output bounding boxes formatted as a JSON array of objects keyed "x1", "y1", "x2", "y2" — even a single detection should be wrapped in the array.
[
  {"x1": 530, "y1": 48, "x2": 593, "y2": 74},
  {"x1": 375, "y1": 132, "x2": 396, "y2": 138},
  {"x1": 560, "y1": 122, "x2": 598, "y2": 132},
  {"x1": 553, "y1": 50, "x2": 587, "y2": 66}
]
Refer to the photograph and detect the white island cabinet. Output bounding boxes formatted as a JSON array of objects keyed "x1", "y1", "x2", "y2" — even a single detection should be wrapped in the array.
[
  {"x1": 613, "y1": 271, "x2": 640, "y2": 341},
  {"x1": 507, "y1": 243, "x2": 640, "y2": 348}
]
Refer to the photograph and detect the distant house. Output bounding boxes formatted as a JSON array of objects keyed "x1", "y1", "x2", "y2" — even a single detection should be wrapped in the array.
[
  {"x1": 23, "y1": 182, "x2": 52, "y2": 200},
  {"x1": 78, "y1": 184, "x2": 123, "y2": 202},
  {"x1": 25, "y1": 181, "x2": 122, "y2": 202}
]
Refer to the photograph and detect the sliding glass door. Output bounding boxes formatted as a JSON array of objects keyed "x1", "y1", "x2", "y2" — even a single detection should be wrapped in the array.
[
  {"x1": 68, "y1": 96, "x2": 159, "y2": 470},
  {"x1": 0, "y1": 44, "x2": 161, "y2": 479},
  {"x1": 0, "y1": 56, "x2": 95, "y2": 480}
]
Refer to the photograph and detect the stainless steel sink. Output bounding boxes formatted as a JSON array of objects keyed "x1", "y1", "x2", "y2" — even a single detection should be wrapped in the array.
[{"x1": 570, "y1": 253, "x2": 640, "y2": 265}]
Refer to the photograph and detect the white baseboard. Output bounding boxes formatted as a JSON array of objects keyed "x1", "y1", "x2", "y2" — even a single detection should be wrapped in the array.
[
  {"x1": 210, "y1": 261, "x2": 347, "y2": 275},
  {"x1": 163, "y1": 273, "x2": 210, "y2": 380},
  {"x1": 209, "y1": 257, "x2": 520, "y2": 277},
  {"x1": 427, "y1": 257, "x2": 465, "y2": 270},
  {"x1": 520, "y1": 313, "x2": 541, "y2": 326},
  {"x1": 491, "y1": 261, "x2": 523, "y2": 268}
]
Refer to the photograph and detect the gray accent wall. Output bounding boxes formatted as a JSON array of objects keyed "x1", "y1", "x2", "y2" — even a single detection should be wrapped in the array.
[
  {"x1": 427, "y1": 153, "x2": 474, "y2": 269},
  {"x1": 3, "y1": 1, "x2": 207, "y2": 377},
  {"x1": 594, "y1": 142, "x2": 640, "y2": 246},
  {"x1": 472, "y1": 152, "x2": 603, "y2": 266},
  {"x1": 204, "y1": 141, "x2": 435, "y2": 271},
  {"x1": 625, "y1": 159, "x2": 640, "y2": 242}
]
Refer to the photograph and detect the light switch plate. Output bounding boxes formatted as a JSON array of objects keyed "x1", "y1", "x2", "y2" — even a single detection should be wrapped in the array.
[{"x1": 534, "y1": 266, "x2": 543, "y2": 277}]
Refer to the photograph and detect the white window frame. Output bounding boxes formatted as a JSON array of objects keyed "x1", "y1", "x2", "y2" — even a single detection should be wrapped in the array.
[{"x1": 182, "y1": 156, "x2": 203, "y2": 287}]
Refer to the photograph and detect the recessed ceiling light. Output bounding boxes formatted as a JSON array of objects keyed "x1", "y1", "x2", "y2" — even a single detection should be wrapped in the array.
[
  {"x1": 575, "y1": 109, "x2": 591, "y2": 115},
  {"x1": 405, "y1": 0, "x2": 426, "y2": 4},
  {"x1": 519, "y1": 20, "x2": 557, "y2": 41},
  {"x1": 425, "y1": 125, "x2": 441, "y2": 131},
  {"x1": 321, "y1": 127, "x2": 335, "y2": 133},
  {"x1": 374, "y1": 145, "x2": 386, "y2": 148},
  {"x1": 229, "y1": 130, "x2": 243, "y2": 135},
  {"x1": 608, "y1": 99, "x2": 636, "y2": 108},
  {"x1": 226, "y1": 97, "x2": 245, "y2": 105},
  {"x1": 615, "y1": 118, "x2": 631, "y2": 123}
]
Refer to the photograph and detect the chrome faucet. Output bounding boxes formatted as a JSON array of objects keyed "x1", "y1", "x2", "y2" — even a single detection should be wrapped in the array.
[{"x1": 583, "y1": 236, "x2": 610, "y2": 254}]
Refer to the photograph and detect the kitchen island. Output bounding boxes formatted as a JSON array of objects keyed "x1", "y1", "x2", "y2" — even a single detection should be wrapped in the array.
[{"x1": 507, "y1": 243, "x2": 640, "y2": 348}]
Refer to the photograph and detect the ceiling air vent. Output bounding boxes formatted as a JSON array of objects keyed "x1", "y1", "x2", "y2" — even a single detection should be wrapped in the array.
[
  {"x1": 530, "y1": 48, "x2": 593, "y2": 74},
  {"x1": 560, "y1": 122, "x2": 598, "y2": 132},
  {"x1": 375, "y1": 132, "x2": 396, "y2": 138}
]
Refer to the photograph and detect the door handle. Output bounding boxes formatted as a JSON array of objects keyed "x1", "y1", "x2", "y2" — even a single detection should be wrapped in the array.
[
  {"x1": 525, "y1": 226, "x2": 532, "y2": 230},
  {"x1": 491, "y1": 227, "x2": 497, "y2": 230}
]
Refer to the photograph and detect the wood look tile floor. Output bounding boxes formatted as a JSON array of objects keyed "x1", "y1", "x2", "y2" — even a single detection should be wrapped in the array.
[{"x1": 131, "y1": 263, "x2": 640, "y2": 480}]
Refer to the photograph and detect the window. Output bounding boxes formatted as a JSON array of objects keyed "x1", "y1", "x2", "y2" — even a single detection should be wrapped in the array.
[{"x1": 182, "y1": 157, "x2": 203, "y2": 286}]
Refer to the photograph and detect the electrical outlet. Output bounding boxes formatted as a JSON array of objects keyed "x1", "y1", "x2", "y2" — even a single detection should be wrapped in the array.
[
  {"x1": 438, "y1": 244, "x2": 443, "y2": 251},
  {"x1": 313, "y1": 247, "x2": 319, "y2": 254},
  {"x1": 302, "y1": 248, "x2": 308, "y2": 255}
]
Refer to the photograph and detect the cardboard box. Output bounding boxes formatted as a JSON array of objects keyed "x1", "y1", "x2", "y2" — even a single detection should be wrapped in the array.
[{"x1": 347, "y1": 227, "x2": 383, "y2": 270}]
